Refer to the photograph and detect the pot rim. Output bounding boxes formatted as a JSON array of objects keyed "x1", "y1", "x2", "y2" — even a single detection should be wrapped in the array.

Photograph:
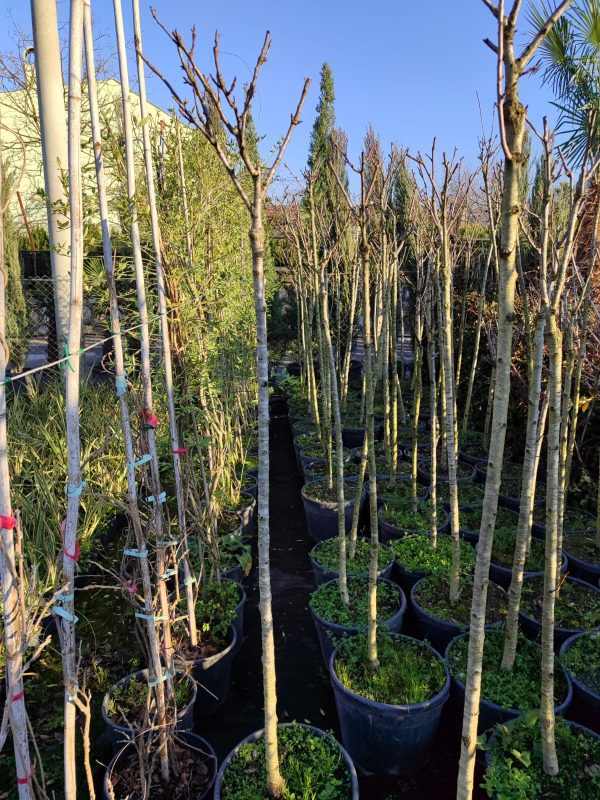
[
  {"x1": 103, "y1": 730, "x2": 217, "y2": 799},
  {"x1": 445, "y1": 630, "x2": 573, "y2": 715},
  {"x1": 101, "y1": 669, "x2": 197, "y2": 734},
  {"x1": 329, "y1": 631, "x2": 450, "y2": 712},
  {"x1": 310, "y1": 576, "x2": 406, "y2": 633},
  {"x1": 213, "y1": 722, "x2": 359, "y2": 798},
  {"x1": 517, "y1": 575, "x2": 600, "y2": 634}
]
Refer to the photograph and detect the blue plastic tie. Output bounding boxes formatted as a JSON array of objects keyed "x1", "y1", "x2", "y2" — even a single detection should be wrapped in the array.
[
  {"x1": 156, "y1": 539, "x2": 178, "y2": 548},
  {"x1": 135, "y1": 612, "x2": 168, "y2": 622},
  {"x1": 147, "y1": 670, "x2": 172, "y2": 689},
  {"x1": 160, "y1": 568, "x2": 177, "y2": 580},
  {"x1": 129, "y1": 454, "x2": 152, "y2": 469},
  {"x1": 52, "y1": 606, "x2": 79, "y2": 624},
  {"x1": 57, "y1": 593, "x2": 74, "y2": 602},
  {"x1": 66, "y1": 481, "x2": 86, "y2": 498},
  {"x1": 124, "y1": 548, "x2": 148, "y2": 559},
  {"x1": 115, "y1": 374, "x2": 128, "y2": 397},
  {"x1": 147, "y1": 492, "x2": 167, "y2": 504}
]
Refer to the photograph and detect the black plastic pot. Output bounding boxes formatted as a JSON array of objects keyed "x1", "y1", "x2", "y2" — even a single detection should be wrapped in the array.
[
  {"x1": 518, "y1": 576, "x2": 600, "y2": 648},
  {"x1": 483, "y1": 718, "x2": 600, "y2": 798},
  {"x1": 377, "y1": 506, "x2": 449, "y2": 544},
  {"x1": 234, "y1": 491, "x2": 256, "y2": 537},
  {"x1": 562, "y1": 535, "x2": 600, "y2": 585},
  {"x1": 560, "y1": 632, "x2": 600, "y2": 734},
  {"x1": 220, "y1": 563, "x2": 243, "y2": 582},
  {"x1": 445, "y1": 633, "x2": 572, "y2": 733},
  {"x1": 417, "y1": 459, "x2": 476, "y2": 486},
  {"x1": 309, "y1": 540, "x2": 395, "y2": 586},
  {"x1": 410, "y1": 577, "x2": 506, "y2": 654},
  {"x1": 342, "y1": 425, "x2": 366, "y2": 448},
  {"x1": 488, "y1": 550, "x2": 568, "y2": 590},
  {"x1": 310, "y1": 578, "x2": 406, "y2": 666},
  {"x1": 329, "y1": 634, "x2": 450, "y2": 775},
  {"x1": 531, "y1": 506, "x2": 596, "y2": 540},
  {"x1": 301, "y1": 481, "x2": 365, "y2": 543},
  {"x1": 213, "y1": 723, "x2": 359, "y2": 798},
  {"x1": 101, "y1": 669, "x2": 197, "y2": 753},
  {"x1": 241, "y1": 474, "x2": 258, "y2": 501},
  {"x1": 180, "y1": 625, "x2": 238, "y2": 719},
  {"x1": 103, "y1": 731, "x2": 217, "y2": 800}
]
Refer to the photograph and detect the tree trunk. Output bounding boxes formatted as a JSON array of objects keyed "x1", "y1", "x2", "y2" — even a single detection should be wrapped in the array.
[
  {"x1": 62, "y1": 5, "x2": 85, "y2": 796},
  {"x1": 250, "y1": 189, "x2": 284, "y2": 797},
  {"x1": 456, "y1": 40, "x2": 526, "y2": 799}
]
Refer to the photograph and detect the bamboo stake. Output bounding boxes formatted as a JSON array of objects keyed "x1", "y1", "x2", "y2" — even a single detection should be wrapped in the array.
[
  {"x1": 83, "y1": 2, "x2": 171, "y2": 779},
  {"x1": 131, "y1": 0, "x2": 198, "y2": 646},
  {"x1": 112, "y1": 5, "x2": 174, "y2": 782}
]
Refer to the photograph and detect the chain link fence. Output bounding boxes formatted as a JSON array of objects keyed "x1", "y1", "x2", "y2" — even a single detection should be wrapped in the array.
[{"x1": 19, "y1": 250, "x2": 107, "y2": 379}]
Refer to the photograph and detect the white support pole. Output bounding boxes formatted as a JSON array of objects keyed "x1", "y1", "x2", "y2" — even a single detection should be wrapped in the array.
[{"x1": 29, "y1": 0, "x2": 71, "y2": 349}]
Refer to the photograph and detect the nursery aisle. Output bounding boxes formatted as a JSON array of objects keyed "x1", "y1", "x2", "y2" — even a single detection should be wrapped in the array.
[
  {"x1": 194, "y1": 406, "x2": 338, "y2": 759},
  {"x1": 197, "y1": 401, "x2": 471, "y2": 799}
]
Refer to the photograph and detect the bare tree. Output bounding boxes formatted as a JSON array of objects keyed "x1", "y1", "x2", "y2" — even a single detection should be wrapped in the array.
[
  {"x1": 456, "y1": 3, "x2": 575, "y2": 798},
  {"x1": 143, "y1": 18, "x2": 309, "y2": 796}
]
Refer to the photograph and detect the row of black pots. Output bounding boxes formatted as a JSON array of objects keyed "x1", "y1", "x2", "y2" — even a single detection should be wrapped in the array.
[{"x1": 104, "y1": 722, "x2": 360, "y2": 800}]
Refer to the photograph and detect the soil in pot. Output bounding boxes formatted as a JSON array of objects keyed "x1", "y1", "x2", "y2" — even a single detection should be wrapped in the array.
[
  {"x1": 217, "y1": 510, "x2": 243, "y2": 537},
  {"x1": 533, "y1": 505, "x2": 596, "y2": 535},
  {"x1": 379, "y1": 480, "x2": 427, "y2": 505},
  {"x1": 103, "y1": 671, "x2": 194, "y2": 733},
  {"x1": 435, "y1": 482, "x2": 486, "y2": 508},
  {"x1": 483, "y1": 716, "x2": 600, "y2": 800},
  {"x1": 500, "y1": 475, "x2": 546, "y2": 507},
  {"x1": 173, "y1": 579, "x2": 241, "y2": 661},
  {"x1": 460, "y1": 505, "x2": 519, "y2": 542},
  {"x1": 105, "y1": 731, "x2": 216, "y2": 800},
  {"x1": 302, "y1": 479, "x2": 361, "y2": 504},
  {"x1": 560, "y1": 630, "x2": 600, "y2": 733},
  {"x1": 520, "y1": 575, "x2": 600, "y2": 640},
  {"x1": 309, "y1": 576, "x2": 405, "y2": 664},
  {"x1": 561, "y1": 630, "x2": 600, "y2": 695},
  {"x1": 487, "y1": 528, "x2": 566, "y2": 589},
  {"x1": 215, "y1": 722, "x2": 357, "y2": 799},
  {"x1": 310, "y1": 537, "x2": 393, "y2": 581},
  {"x1": 331, "y1": 632, "x2": 449, "y2": 775},
  {"x1": 418, "y1": 459, "x2": 476, "y2": 483},
  {"x1": 305, "y1": 458, "x2": 360, "y2": 482},
  {"x1": 378, "y1": 498, "x2": 447, "y2": 541},
  {"x1": 447, "y1": 629, "x2": 571, "y2": 729},
  {"x1": 335, "y1": 631, "x2": 446, "y2": 705},
  {"x1": 412, "y1": 575, "x2": 507, "y2": 652},
  {"x1": 310, "y1": 576, "x2": 402, "y2": 630},
  {"x1": 387, "y1": 533, "x2": 475, "y2": 593},
  {"x1": 301, "y1": 479, "x2": 363, "y2": 543}
]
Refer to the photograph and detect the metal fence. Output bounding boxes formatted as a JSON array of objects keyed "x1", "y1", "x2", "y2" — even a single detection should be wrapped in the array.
[{"x1": 20, "y1": 267, "x2": 107, "y2": 377}]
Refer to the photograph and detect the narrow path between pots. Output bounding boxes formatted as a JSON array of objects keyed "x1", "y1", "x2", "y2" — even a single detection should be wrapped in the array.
[{"x1": 197, "y1": 403, "x2": 467, "y2": 799}]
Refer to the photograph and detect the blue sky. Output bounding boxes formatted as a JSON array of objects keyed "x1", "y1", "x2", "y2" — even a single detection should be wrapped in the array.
[{"x1": 1, "y1": 1, "x2": 559, "y2": 176}]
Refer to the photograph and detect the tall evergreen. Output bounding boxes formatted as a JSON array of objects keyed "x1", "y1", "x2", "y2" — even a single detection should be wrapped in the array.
[{"x1": 308, "y1": 62, "x2": 336, "y2": 183}]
